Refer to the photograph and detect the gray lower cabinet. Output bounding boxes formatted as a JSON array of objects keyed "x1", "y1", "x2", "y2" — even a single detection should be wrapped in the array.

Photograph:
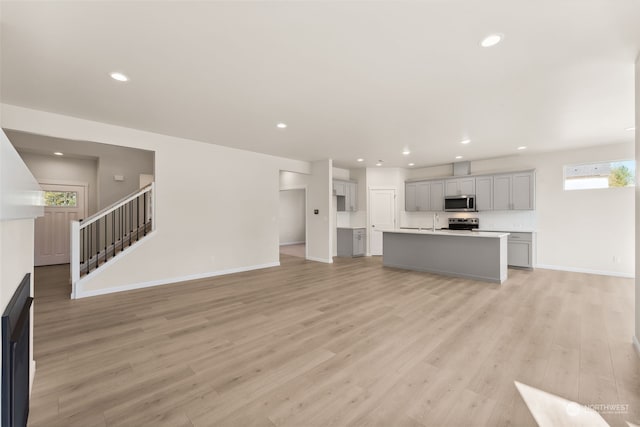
[
  {"x1": 507, "y1": 232, "x2": 533, "y2": 268},
  {"x1": 337, "y1": 228, "x2": 366, "y2": 257}
]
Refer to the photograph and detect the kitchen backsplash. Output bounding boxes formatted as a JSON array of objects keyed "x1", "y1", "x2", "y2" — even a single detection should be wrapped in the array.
[
  {"x1": 401, "y1": 210, "x2": 537, "y2": 231},
  {"x1": 336, "y1": 210, "x2": 367, "y2": 228}
]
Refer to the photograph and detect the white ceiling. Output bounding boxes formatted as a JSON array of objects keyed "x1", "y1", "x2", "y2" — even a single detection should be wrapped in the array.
[{"x1": 1, "y1": 1, "x2": 639, "y2": 169}]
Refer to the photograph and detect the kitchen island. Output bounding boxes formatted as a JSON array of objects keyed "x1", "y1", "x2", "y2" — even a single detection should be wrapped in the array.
[{"x1": 382, "y1": 229, "x2": 509, "y2": 283}]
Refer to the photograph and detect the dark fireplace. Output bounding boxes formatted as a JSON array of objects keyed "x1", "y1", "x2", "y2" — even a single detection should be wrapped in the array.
[{"x1": 2, "y1": 274, "x2": 32, "y2": 427}]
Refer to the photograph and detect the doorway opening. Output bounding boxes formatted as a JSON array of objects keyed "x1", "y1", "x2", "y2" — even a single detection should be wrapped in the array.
[{"x1": 279, "y1": 188, "x2": 307, "y2": 259}]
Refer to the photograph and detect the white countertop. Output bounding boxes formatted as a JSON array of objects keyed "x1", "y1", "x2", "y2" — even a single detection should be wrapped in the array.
[
  {"x1": 337, "y1": 226, "x2": 366, "y2": 230},
  {"x1": 477, "y1": 229, "x2": 536, "y2": 233},
  {"x1": 382, "y1": 228, "x2": 509, "y2": 238}
]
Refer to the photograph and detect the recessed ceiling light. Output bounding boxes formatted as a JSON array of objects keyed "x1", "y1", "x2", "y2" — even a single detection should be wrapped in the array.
[
  {"x1": 402, "y1": 150, "x2": 411, "y2": 155},
  {"x1": 480, "y1": 33, "x2": 504, "y2": 48},
  {"x1": 376, "y1": 161, "x2": 383, "y2": 166},
  {"x1": 517, "y1": 146, "x2": 527, "y2": 150},
  {"x1": 460, "y1": 139, "x2": 471, "y2": 145},
  {"x1": 455, "y1": 155, "x2": 463, "y2": 159},
  {"x1": 53, "y1": 152, "x2": 63, "y2": 156},
  {"x1": 109, "y1": 72, "x2": 129, "y2": 82},
  {"x1": 356, "y1": 158, "x2": 364, "y2": 162},
  {"x1": 276, "y1": 122, "x2": 287, "y2": 129},
  {"x1": 626, "y1": 126, "x2": 636, "y2": 131},
  {"x1": 408, "y1": 163, "x2": 415, "y2": 166}
]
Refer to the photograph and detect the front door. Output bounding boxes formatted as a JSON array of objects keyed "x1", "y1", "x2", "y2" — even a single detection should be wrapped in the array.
[
  {"x1": 369, "y1": 188, "x2": 396, "y2": 256},
  {"x1": 35, "y1": 184, "x2": 87, "y2": 266}
]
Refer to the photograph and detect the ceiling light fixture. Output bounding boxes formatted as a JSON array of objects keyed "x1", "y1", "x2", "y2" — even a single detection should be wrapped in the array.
[
  {"x1": 376, "y1": 161, "x2": 383, "y2": 166},
  {"x1": 408, "y1": 163, "x2": 415, "y2": 166},
  {"x1": 455, "y1": 155, "x2": 463, "y2": 159},
  {"x1": 626, "y1": 126, "x2": 636, "y2": 131},
  {"x1": 53, "y1": 152, "x2": 64, "y2": 156},
  {"x1": 517, "y1": 146, "x2": 527, "y2": 150},
  {"x1": 460, "y1": 139, "x2": 471, "y2": 145},
  {"x1": 480, "y1": 33, "x2": 504, "y2": 48},
  {"x1": 276, "y1": 122, "x2": 287, "y2": 129},
  {"x1": 109, "y1": 72, "x2": 129, "y2": 82},
  {"x1": 356, "y1": 158, "x2": 364, "y2": 162},
  {"x1": 402, "y1": 150, "x2": 411, "y2": 155}
]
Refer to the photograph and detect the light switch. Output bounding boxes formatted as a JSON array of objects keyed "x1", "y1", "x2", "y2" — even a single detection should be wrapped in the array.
[{"x1": 114, "y1": 175, "x2": 125, "y2": 182}]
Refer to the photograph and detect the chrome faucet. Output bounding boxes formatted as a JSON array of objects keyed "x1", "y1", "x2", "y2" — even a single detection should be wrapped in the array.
[{"x1": 433, "y1": 213, "x2": 439, "y2": 231}]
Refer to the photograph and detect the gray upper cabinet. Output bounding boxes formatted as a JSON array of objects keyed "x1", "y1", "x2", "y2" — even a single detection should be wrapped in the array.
[
  {"x1": 334, "y1": 180, "x2": 358, "y2": 212},
  {"x1": 512, "y1": 172, "x2": 534, "y2": 210},
  {"x1": 475, "y1": 176, "x2": 493, "y2": 211},
  {"x1": 405, "y1": 180, "x2": 443, "y2": 211},
  {"x1": 429, "y1": 181, "x2": 444, "y2": 211},
  {"x1": 492, "y1": 171, "x2": 535, "y2": 211},
  {"x1": 445, "y1": 177, "x2": 475, "y2": 196},
  {"x1": 493, "y1": 174, "x2": 512, "y2": 210},
  {"x1": 406, "y1": 169, "x2": 534, "y2": 213},
  {"x1": 405, "y1": 182, "x2": 418, "y2": 212}
]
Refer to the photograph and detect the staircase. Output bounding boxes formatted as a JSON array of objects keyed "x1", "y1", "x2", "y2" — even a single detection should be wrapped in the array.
[{"x1": 70, "y1": 183, "x2": 155, "y2": 298}]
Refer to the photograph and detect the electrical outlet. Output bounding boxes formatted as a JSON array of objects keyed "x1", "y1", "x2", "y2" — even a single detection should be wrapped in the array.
[{"x1": 613, "y1": 256, "x2": 621, "y2": 264}]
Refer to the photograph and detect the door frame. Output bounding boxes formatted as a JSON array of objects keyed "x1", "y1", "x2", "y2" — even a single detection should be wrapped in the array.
[
  {"x1": 367, "y1": 186, "x2": 397, "y2": 256},
  {"x1": 278, "y1": 185, "x2": 308, "y2": 260},
  {"x1": 35, "y1": 180, "x2": 89, "y2": 267}
]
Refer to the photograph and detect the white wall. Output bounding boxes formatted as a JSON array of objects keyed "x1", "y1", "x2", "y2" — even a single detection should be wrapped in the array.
[
  {"x1": 279, "y1": 189, "x2": 305, "y2": 245},
  {"x1": 280, "y1": 170, "x2": 310, "y2": 190},
  {"x1": 6, "y1": 130, "x2": 154, "y2": 209},
  {"x1": 17, "y1": 151, "x2": 99, "y2": 215},
  {"x1": 307, "y1": 159, "x2": 333, "y2": 263},
  {"x1": 408, "y1": 142, "x2": 635, "y2": 277},
  {"x1": 1, "y1": 104, "x2": 312, "y2": 296},
  {"x1": 0, "y1": 131, "x2": 43, "y2": 220},
  {"x1": 635, "y1": 53, "x2": 639, "y2": 349}
]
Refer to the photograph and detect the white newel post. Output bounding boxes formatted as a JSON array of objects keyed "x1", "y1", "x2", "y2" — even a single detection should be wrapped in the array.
[
  {"x1": 70, "y1": 220, "x2": 80, "y2": 299},
  {"x1": 151, "y1": 182, "x2": 156, "y2": 231}
]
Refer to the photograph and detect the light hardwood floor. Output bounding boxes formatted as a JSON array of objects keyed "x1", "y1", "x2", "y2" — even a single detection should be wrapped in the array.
[
  {"x1": 278, "y1": 244, "x2": 305, "y2": 258},
  {"x1": 29, "y1": 256, "x2": 638, "y2": 426}
]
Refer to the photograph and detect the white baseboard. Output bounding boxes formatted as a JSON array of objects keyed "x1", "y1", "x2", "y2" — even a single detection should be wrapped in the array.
[
  {"x1": 536, "y1": 264, "x2": 634, "y2": 279},
  {"x1": 280, "y1": 241, "x2": 305, "y2": 246},
  {"x1": 633, "y1": 336, "x2": 640, "y2": 358},
  {"x1": 74, "y1": 261, "x2": 280, "y2": 299},
  {"x1": 306, "y1": 256, "x2": 333, "y2": 264}
]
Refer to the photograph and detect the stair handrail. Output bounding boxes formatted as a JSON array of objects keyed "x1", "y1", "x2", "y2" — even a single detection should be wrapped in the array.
[{"x1": 79, "y1": 183, "x2": 153, "y2": 229}]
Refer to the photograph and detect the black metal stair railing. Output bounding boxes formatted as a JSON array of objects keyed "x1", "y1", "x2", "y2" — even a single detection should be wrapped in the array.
[{"x1": 71, "y1": 183, "x2": 155, "y2": 295}]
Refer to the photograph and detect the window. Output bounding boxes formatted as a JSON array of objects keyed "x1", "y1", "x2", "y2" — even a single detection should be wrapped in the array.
[
  {"x1": 563, "y1": 160, "x2": 635, "y2": 190},
  {"x1": 44, "y1": 191, "x2": 78, "y2": 207}
]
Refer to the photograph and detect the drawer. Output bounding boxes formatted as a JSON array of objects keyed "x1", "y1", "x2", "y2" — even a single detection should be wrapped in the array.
[{"x1": 508, "y1": 232, "x2": 532, "y2": 242}]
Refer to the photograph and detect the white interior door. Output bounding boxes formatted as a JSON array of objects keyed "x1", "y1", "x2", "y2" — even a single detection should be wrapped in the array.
[
  {"x1": 35, "y1": 184, "x2": 87, "y2": 266},
  {"x1": 369, "y1": 188, "x2": 396, "y2": 256}
]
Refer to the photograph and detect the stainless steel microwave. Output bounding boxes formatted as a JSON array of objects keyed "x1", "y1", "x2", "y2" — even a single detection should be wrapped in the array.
[{"x1": 444, "y1": 195, "x2": 476, "y2": 212}]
